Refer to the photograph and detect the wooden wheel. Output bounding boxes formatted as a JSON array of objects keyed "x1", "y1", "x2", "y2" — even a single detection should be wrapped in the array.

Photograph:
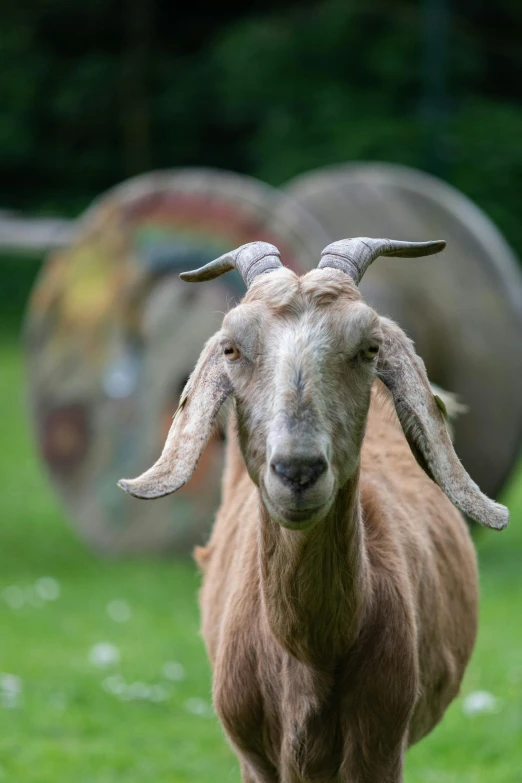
[
  {"x1": 286, "y1": 162, "x2": 522, "y2": 498},
  {"x1": 25, "y1": 169, "x2": 329, "y2": 554}
]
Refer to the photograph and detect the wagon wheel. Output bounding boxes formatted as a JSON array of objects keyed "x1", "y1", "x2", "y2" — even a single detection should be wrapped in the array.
[
  {"x1": 286, "y1": 162, "x2": 522, "y2": 498},
  {"x1": 25, "y1": 169, "x2": 329, "y2": 555}
]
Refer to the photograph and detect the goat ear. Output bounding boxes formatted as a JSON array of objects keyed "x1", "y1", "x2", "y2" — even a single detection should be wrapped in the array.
[
  {"x1": 118, "y1": 333, "x2": 231, "y2": 499},
  {"x1": 377, "y1": 317, "x2": 508, "y2": 530}
]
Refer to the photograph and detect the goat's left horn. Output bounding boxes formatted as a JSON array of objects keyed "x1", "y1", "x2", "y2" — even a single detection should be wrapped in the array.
[
  {"x1": 180, "y1": 241, "x2": 282, "y2": 288},
  {"x1": 318, "y1": 238, "x2": 446, "y2": 285}
]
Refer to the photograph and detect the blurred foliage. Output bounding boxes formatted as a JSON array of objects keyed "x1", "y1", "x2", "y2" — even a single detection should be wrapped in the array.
[
  {"x1": 0, "y1": 0, "x2": 522, "y2": 255},
  {"x1": 0, "y1": 255, "x2": 41, "y2": 330}
]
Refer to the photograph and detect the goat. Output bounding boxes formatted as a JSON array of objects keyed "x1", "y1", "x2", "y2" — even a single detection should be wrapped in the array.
[{"x1": 119, "y1": 238, "x2": 509, "y2": 783}]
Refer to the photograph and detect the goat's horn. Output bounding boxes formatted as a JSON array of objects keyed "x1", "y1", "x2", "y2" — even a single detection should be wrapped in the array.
[
  {"x1": 180, "y1": 241, "x2": 282, "y2": 288},
  {"x1": 318, "y1": 238, "x2": 446, "y2": 284}
]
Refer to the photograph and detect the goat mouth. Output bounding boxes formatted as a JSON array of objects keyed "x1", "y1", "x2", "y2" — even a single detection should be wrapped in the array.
[{"x1": 262, "y1": 493, "x2": 331, "y2": 530}]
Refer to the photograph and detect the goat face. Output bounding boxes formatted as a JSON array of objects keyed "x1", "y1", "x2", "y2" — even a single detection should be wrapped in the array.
[
  {"x1": 221, "y1": 268, "x2": 381, "y2": 529},
  {"x1": 118, "y1": 240, "x2": 507, "y2": 533}
]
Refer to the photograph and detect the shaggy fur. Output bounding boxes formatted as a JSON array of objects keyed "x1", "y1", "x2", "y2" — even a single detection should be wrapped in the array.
[
  {"x1": 197, "y1": 386, "x2": 477, "y2": 782},
  {"x1": 121, "y1": 266, "x2": 507, "y2": 782},
  {"x1": 197, "y1": 271, "x2": 478, "y2": 782}
]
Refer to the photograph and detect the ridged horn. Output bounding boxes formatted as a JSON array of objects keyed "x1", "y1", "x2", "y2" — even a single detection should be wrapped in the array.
[
  {"x1": 180, "y1": 241, "x2": 282, "y2": 287},
  {"x1": 318, "y1": 238, "x2": 446, "y2": 284}
]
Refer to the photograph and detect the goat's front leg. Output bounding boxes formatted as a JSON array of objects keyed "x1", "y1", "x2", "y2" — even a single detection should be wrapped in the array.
[
  {"x1": 340, "y1": 749, "x2": 404, "y2": 783},
  {"x1": 340, "y1": 733, "x2": 406, "y2": 783},
  {"x1": 339, "y1": 622, "x2": 416, "y2": 782},
  {"x1": 239, "y1": 759, "x2": 259, "y2": 783},
  {"x1": 239, "y1": 756, "x2": 278, "y2": 783}
]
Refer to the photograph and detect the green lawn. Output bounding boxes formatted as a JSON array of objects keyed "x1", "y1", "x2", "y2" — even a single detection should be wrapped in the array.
[{"x1": 1, "y1": 328, "x2": 521, "y2": 783}]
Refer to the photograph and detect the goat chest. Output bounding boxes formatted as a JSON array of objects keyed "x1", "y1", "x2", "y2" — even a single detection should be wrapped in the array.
[{"x1": 213, "y1": 626, "x2": 347, "y2": 781}]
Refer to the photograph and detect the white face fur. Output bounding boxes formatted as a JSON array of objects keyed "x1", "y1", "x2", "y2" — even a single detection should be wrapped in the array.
[{"x1": 220, "y1": 268, "x2": 383, "y2": 529}]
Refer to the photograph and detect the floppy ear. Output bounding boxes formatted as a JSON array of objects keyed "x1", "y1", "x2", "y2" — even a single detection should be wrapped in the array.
[
  {"x1": 118, "y1": 333, "x2": 231, "y2": 499},
  {"x1": 377, "y1": 318, "x2": 508, "y2": 530}
]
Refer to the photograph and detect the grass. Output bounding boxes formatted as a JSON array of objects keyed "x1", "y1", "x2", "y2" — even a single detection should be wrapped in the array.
[{"x1": 1, "y1": 326, "x2": 521, "y2": 783}]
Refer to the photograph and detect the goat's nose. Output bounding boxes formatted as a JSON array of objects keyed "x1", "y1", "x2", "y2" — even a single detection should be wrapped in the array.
[{"x1": 270, "y1": 456, "x2": 327, "y2": 492}]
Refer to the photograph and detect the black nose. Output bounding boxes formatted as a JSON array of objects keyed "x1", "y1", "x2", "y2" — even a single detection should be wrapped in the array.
[{"x1": 270, "y1": 456, "x2": 327, "y2": 492}]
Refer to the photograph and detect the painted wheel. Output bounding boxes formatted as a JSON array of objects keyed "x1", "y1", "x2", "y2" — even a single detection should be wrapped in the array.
[
  {"x1": 25, "y1": 169, "x2": 329, "y2": 554},
  {"x1": 286, "y1": 163, "x2": 522, "y2": 498}
]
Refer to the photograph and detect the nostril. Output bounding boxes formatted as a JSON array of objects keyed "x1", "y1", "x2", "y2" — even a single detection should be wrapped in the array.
[{"x1": 271, "y1": 457, "x2": 327, "y2": 491}]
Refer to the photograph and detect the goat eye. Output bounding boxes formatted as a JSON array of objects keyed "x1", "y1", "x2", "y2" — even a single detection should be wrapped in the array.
[
  {"x1": 362, "y1": 345, "x2": 379, "y2": 360},
  {"x1": 224, "y1": 344, "x2": 241, "y2": 362}
]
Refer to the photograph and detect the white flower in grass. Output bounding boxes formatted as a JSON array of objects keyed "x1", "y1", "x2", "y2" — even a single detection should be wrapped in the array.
[
  {"x1": 34, "y1": 577, "x2": 60, "y2": 601},
  {"x1": 184, "y1": 697, "x2": 214, "y2": 718},
  {"x1": 126, "y1": 681, "x2": 152, "y2": 701},
  {"x1": 163, "y1": 661, "x2": 185, "y2": 681},
  {"x1": 462, "y1": 690, "x2": 503, "y2": 716},
  {"x1": 1, "y1": 586, "x2": 24, "y2": 610},
  {"x1": 148, "y1": 684, "x2": 169, "y2": 703},
  {"x1": 106, "y1": 600, "x2": 131, "y2": 623},
  {"x1": 103, "y1": 675, "x2": 127, "y2": 696},
  {"x1": 25, "y1": 586, "x2": 44, "y2": 608},
  {"x1": 89, "y1": 642, "x2": 121, "y2": 668},
  {"x1": 1, "y1": 673, "x2": 22, "y2": 709},
  {"x1": 102, "y1": 676, "x2": 168, "y2": 703}
]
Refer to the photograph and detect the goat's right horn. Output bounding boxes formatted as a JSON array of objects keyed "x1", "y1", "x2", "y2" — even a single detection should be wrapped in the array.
[
  {"x1": 180, "y1": 241, "x2": 282, "y2": 288},
  {"x1": 319, "y1": 237, "x2": 446, "y2": 285}
]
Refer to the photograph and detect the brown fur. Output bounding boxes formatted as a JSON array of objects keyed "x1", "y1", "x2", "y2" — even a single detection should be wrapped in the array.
[
  {"x1": 123, "y1": 267, "x2": 483, "y2": 782},
  {"x1": 198, "y1": 383, "x2": 477, "y2": 783}
]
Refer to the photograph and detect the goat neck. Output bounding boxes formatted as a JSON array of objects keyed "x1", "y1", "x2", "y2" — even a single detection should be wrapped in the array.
[{"x1": 258, "y1": 470, "x2": 371, "y2": 667}]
